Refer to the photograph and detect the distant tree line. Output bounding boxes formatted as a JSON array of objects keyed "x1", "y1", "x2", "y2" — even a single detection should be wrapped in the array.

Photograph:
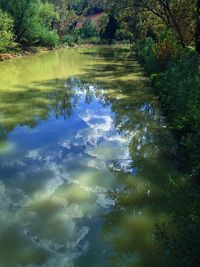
[{"x1": 0, "y1": 0, "x2": 108, "y2": 52}]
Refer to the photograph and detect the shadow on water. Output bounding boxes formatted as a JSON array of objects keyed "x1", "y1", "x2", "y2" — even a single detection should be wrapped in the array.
[
  {"x1": 0, "y1": 46, "x2": 186, "y2": 267},
  {"x1": 76, "y1": 47, "x2": 199, "y2": 267},
  {"x1": 0, "y1": 80, "x2": 78, "y2": 142}
]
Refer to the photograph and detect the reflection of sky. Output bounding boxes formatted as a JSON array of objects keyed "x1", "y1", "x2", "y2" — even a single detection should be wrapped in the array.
[{"x1": 0, "y1": 80, "x2": 133, "y2": 267}]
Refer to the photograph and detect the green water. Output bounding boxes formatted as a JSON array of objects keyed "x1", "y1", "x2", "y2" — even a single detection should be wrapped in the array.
[{"x1": 0, "y1": 47, "x2": 178, "y2": 267}]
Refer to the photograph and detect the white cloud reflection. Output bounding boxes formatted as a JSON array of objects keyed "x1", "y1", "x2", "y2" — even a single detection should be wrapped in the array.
[{"x1": 0, "y1": 82, "x2": 133, "y2": 267}]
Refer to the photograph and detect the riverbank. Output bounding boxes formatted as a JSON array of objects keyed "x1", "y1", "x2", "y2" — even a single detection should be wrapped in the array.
[
  {"x1": 0, "y1": 43, "x2": 130, "y2": 62},
  {"x1": 0, "y1": 47, "x2": 53, "y2": 61}
]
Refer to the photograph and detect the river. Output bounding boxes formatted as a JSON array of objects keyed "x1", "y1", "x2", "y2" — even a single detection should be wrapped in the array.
[{"x1": 0, "y1": 47, "x2": 178, "y2": 267}]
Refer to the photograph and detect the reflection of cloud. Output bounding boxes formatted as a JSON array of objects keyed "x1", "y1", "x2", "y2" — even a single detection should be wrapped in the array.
[
  {"x1": 26, "y1": 149, "x2": 43, "y2": 160},
  {"x1": 0, "y1": 79, "x2": 135, "y2": 266},
  {"x1": 26, "y1": 226, "x2": 90, "y2": 267},
  {"x1": 60, "y1": 140, "x2": 71, "y2": 149},
  {"x1": 80, "y1": 109, "x2": 113, "y2": 132},
  {"x1": 96, "y1": 193, "x2": 116, "y2": 209},
  {"x1": 76, "y1": 128, "x2": 99, "y2": 146},
  {"x1": 0, "y1": 169, "x2": 91, "y2": 267},
  {"x1": 0, "y1": 153, "x2": 117, "y2": 266}
]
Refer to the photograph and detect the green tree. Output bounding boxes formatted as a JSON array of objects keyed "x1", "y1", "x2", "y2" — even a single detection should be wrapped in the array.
[
  {"x1": 47, "y1": 0, "x2": 78, "y2": 38},
  {"x1": 0, "y1": 0, "x2": 59, "y2": 47},
  {"x1": 90, "y1": 0, "x2": 196, "y2": 47},
  {"x1": 0, "y1": 9, "x2": 15, "y2": 52},
  {"x1": 79, "y1": 19, "x2": 98, "y2": 38}
]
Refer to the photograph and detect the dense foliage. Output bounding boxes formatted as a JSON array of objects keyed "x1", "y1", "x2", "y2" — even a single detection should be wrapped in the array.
[
  {"x1": 0, "y1": 9, "x2": 15, "y2": 52},
  {"x1": 135, "y1": 37, "x2": 200, "y2": 178},
  {"x1": 0, "y1": 0, "x2": 60, "y2": 48},
  {"x1": 0, "y1": 0, "x2": 120, "y2": 50}
]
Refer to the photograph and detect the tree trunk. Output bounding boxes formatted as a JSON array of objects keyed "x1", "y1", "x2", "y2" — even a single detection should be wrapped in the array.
[{"x1": 195, "y1": 0, "x2": 200, "y2": 54}]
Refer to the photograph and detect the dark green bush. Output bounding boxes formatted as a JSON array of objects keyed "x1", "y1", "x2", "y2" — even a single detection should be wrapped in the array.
[
  {"x1": 135, "y1": 37, "x2": 159, "y2": 73},
  {"x1": 135, "y1": 32, "x2": 180, "y2": 73},
  {"x1": 115, "y1": 28, "x2": 133, "y2": 42},
  {"x1": 155, "y1": 177, "x2": 200, "y2": 267},
  {"x1": 63, "y1": 31, "x2": 80, "y2": 46}
]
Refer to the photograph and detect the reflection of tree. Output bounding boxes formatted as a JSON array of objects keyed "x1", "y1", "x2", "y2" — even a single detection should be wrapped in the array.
[
  {"x1": 46, "y1": 80, "x2": 80, "y2": 119},
  {"x1": 80, "y1": 51, "x2": 196, "y2": 267},
  {"x1": 0, "y1": 78, "x2": 80, "y2": 143},
  {"x1": 74, "y1": 48, "x2": 179, "y2": 267},
  {"x1": 100, "y1": 87, "x2": 177, "y2": 266}
]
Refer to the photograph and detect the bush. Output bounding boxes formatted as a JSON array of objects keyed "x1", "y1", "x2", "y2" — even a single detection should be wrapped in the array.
[
  {"x1": 152, "y1": 31, "x2": 179, "y2": 71},
  {"x1": 0, "y1": 9, "x2": 15, "y2": 52},
  {"x1": 135, "y1": 31, "x2": 179, "y2": 73},
  {"x1": 115, "y1": 28, "x2": 133, "y2": 42},
  {"x1": 39, "y1": 30, "x2": 59, "y2": 48},
  {"x1": 155, "y1": 177, "x2": 200, "y2": 267},
  {"x1": 63, "y1": 20, "x2": 101, "y2": 46},
  {"x1": 135, "y1": 37, "x2": 159, "y2": 73},
  {"x1": 63, "y1": 31, "x2": 80, "y2": 46}
]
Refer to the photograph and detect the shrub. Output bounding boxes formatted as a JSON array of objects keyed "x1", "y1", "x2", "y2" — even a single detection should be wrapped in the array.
[
  {"x1": 135, "y1": 31, "x2": 179, "y2": 73},
  {"x1": 39, "y1": 30, "x2": 59, "y2": 48},
  {"x1": 152, "y1": 31, "x2": 179, "y2": 71},
  {"x1": 63, "y1": 31, "x2": 80, "y2": 46},
  {"x1": 155, "y1": 178, "x2": 200, "y2": 267},
  {"x1": 135, "y1": 37, "x2": 159, "y2": 73},
  {"x1": 136, "y1": 37, "x2": 200, "y2": 267},
  {"x1": 135, "y1": 34, "x2": 200, "y2": 177},
  {"x1": 115, "y1": 28, "x2": 133, "y2": 42}
]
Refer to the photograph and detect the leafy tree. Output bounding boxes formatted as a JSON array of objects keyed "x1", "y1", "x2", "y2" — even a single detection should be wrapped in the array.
[
  {"x1": 0, "y1": 9, "x2": 15, "y2": 52},
  {"x1": 72, "y1": 0, "x2": 89, "y2": 15},
  {"x1": 90, "y1": 0, "x2": 196, "y2": 47},
  {"x1": 47, "y1": 0, "x2": 78, "y2": 38},
  {"x1": 0, "y1": 0, "x2": 59, "y2": 47}
]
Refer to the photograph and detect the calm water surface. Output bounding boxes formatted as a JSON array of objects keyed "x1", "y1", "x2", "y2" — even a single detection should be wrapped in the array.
[{"x1": 0, "y1": 47, "x2": 178, "y2": 267}]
